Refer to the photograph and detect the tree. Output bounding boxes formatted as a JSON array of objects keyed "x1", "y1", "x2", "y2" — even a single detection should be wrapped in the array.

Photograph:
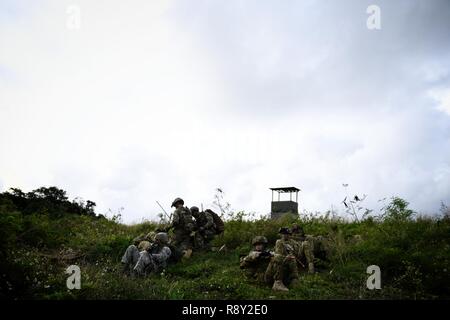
[{"x1": 382, "y1": 197, "x2": 414, "y2": 221}]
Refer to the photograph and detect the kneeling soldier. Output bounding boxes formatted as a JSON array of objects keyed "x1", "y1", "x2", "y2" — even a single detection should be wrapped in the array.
[
  {"x1": 240, "y1": 236, "x2": 273, "y2": 283},
  {"x1": 191, "y1": 206, "x2": 216, "y2": 250},
  {"x1": 265, "y1": 227, "x2": 300, "y2": 292},
  {"x1": 291, "y1": 224, "x2": 315, "y2": 273},
  {"x1": 168, "y1": 198, "x2": 195, "y2": 259}
]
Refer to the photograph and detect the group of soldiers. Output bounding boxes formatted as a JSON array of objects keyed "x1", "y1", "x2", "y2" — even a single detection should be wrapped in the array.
[
  {"x1": 121, "y1": 197, "x2": 221, "y2": 276},
  {"x1": 240, "y1": 224, "x2": 329, "y2": 292},
  {"x1": 120, "y1": 197, "x2": 330, "y2": 293}
]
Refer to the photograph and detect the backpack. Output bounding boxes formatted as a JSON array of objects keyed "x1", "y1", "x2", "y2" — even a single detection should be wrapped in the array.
[
  {"x1": 174, "y1": 206, "x2": 195, "y2": 232},
  {"x1": 205, "y1": 209, "x2": 225, "y2": 234}
]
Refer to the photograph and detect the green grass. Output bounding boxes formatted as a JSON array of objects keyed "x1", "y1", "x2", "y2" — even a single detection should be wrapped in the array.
[{"x1": 1, "y1": 196, "x2": 450, "y2": 300}]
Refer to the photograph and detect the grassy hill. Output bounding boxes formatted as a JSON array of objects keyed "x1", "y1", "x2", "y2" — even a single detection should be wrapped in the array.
[{"x1": 1, "y1": 187, "x2": 449, "y2": 300}]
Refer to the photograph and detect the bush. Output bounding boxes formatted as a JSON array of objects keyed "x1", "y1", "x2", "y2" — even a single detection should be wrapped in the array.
[{"x1": 1, "y1": 190, "x2": 449, "y2": 299}]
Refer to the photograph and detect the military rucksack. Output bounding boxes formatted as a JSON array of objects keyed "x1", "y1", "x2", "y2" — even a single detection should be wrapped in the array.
[
  {"x1": 205, "y1": 209, "x2": 224, "y2": 234},
  {"x1": 181, "y1": 207, "x2": 195, "y2": 231}
]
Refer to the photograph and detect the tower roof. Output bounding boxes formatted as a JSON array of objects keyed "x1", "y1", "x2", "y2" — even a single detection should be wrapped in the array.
[{"x1": 269, "y1": 187, "x2": 300, "y2": 193}]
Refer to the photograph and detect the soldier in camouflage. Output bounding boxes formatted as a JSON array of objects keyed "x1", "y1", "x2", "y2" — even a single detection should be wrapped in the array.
[
  {"x1": 191, "y1": 206, "x2": 216, "y2": 250},
  {"x1": 265, "y1": 227, "x2": 300, "y2": 292},
  {"x1": 293, "y1": 223, "x2": 332, "y2": 263},
  {"x1": 313, "y1": 235, "x2": 331, "y2": 261},
  {"x1": 121, "y1": 232, "x2": 171, "y2": 276},
  {"x1": 291, "y1": 224, "x2": 315, "y2": 273},
  {"x1": 240, "y1": 236, "x2": 273, "y2": 283},
  {"x1": 168, "y1": 198, "x2": 195, "y2": 258}
]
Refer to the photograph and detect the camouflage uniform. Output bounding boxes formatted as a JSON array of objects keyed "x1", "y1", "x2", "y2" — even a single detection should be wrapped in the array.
[
  {"x1": 191, "y1": 206, "x2": 216, "y2": 249},
  {"x1": 312, "y1": 235, "x2": 331, "y2": 260},
  {"x1": 265, "y1": 228, "x2": 300, "y2": 291},
  {"x1": 170, "y1": 199, "x2": 195, "y2": 252},
  {"x1": 121, "y1": 232, "x2": 171, "y2": 276},
  {"x1": 240, "y1": 236, "x2": 273, "y2": 283},
  {"x1": 291, "y1": 225, "x2": 315, "y2": 273},
  {"x1": 293, "y1": 224, "x2": 331, "y2": 262}
]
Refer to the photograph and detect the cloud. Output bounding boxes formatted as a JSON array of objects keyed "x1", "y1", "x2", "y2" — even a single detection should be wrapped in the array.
[
  {"x1": 1, "y1": 0, "x2": 449, "y2": 222},
  {"x1": 429, "y1": 88, "x2": 450, "y2": 116}
]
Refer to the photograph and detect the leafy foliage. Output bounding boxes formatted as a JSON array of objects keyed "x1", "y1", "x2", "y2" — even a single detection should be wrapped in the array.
[
  {"x1": 1, "y1": 188, "x2": 449, "y2": 300},
  {"x1": 0, "y1": 187, "x2": 98, "y2": 218}
]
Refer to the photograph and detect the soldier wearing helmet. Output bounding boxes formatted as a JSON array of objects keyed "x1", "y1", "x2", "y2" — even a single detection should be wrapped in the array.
[
  {"x1": 252, "y1": 235, "x2": 268, "y2": 246},
  {"x1": 240, "y1": 236, "x2": 273, "y2": 283},
  {"x1": 191, "y1": 206, "x2": 216, "y2": 250},
  {"x1": 264, "y1": 227, "x2": 300, "y2": 292},
  {"x1": 121, "y1": 232, "x2": 172, "y2": 276},
  {"x1": 167, "y1": 198, "x2": 195, "y2": 259},
  {"x1": 291, "y1": 223, "x2": 315, "y2": 274},
  {"x1": 291, "y1": 224, "x2": 305, "y2": 240},
  {"x1": 171, "y1": 197, "x2": 184, "y2": 208},
  {"x1": 154, "y1": 232, "x2": 169, "y2": 244}
]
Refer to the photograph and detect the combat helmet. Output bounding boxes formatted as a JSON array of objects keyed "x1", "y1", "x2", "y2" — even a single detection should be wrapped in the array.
[
  {"x1": 146, "y1": 231, "x2": 156, "y2": 241},
  {"x1": 252, "y1": 236, "x2": 268, "y2": 246},
  {"x1": 171, "y1": 197, "x2": 184, "y2": 207},
  {"x1": 190, "y1": 206, "x2": 200, "y2": 216},
  {"x1": 278, "y1": 227, "x2": 292, "y2": 235},
  {"x1": 154, "y1": 232, "x2": 169, "y2": 244},
  {"x1": 291, "y1": 223, "x2": 305, "y2": 235}
]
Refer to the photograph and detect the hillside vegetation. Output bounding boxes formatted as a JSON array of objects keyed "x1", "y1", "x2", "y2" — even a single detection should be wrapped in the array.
[{"x1": 1, "y1": 187, "x2": 449, "y2": 300}]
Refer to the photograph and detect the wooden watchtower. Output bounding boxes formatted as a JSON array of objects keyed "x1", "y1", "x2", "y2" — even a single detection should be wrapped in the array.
[{"x1": 270, "y1": 187, "x2": 300, "y2": 219}]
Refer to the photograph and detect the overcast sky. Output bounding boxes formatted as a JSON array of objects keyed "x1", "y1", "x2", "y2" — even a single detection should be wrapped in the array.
[{"x1": 1, "y1": 0, "x2": 449, "y2": 223}]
